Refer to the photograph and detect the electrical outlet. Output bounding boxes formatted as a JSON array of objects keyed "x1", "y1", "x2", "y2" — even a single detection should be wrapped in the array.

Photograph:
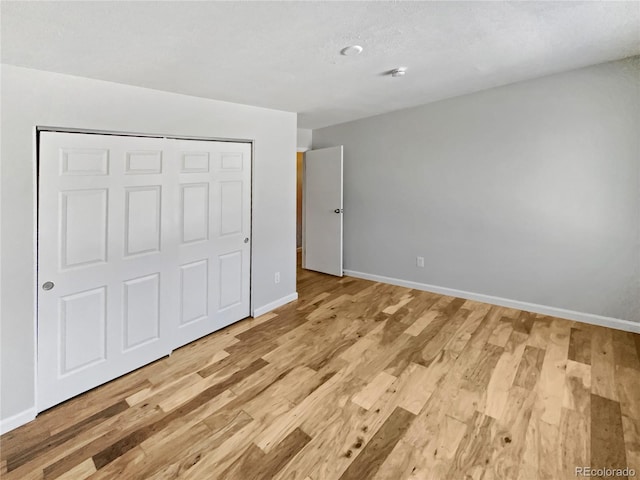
[
  {"x1": 416, "y1": 256, "x2": 425, "y2": 268},
  {"x1": 274, "y1": 272, "x2": 280, "y2": 284}
]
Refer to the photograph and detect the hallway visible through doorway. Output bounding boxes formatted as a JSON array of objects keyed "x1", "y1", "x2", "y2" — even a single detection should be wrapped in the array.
[{"x1": 296, "y1": 151, "x2": 303, "y2": 251}]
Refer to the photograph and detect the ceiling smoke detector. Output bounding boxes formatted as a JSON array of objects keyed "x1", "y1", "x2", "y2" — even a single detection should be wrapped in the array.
[
  {"x1": 390, "y1": 67, "x2": 407, "y2": 77},
  {"x1": 340, "y1": 45, "x2": 363, "y2": 56}
]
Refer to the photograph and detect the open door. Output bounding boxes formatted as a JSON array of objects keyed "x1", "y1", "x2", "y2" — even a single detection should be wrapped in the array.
[{"x1": 303, "y1": 146, "x2": 343, "y2": 276}]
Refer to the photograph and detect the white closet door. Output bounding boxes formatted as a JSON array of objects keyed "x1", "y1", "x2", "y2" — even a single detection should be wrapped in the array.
[
  {"x1": 38, "y1": 132, "x2": 176, "y2": 411},
  {"x1": 171, "y1": 139, "x2": 251, "y2": 349},
  {"x1": 37, "y1": 132, "x2": 251, "y2": 411}
]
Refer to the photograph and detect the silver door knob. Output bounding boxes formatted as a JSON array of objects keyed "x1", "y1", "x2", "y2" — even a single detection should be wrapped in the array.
[
  {"x1": 244, "y1": 238, "x2": 249, "y2": 243},
  {"x1": 42, "y1": 281, "x2": 55, "y2": 291},
  {"x1": 334, "y1": 208, "x2": 343, "y2": 214}
]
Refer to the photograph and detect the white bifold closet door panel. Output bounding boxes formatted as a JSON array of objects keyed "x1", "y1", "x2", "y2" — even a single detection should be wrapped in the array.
[
  {"x1": 37, "y1": 132, "x2": 251, "y2": 411},
  {"x1": 171, "y1": 139, "x2": 251, "y2": 349}
]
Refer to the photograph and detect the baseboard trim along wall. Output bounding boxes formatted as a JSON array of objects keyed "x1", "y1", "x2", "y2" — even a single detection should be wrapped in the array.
[
  {"x1": 253, "y1": 292, "x2": 299, "y2": 318},
  {"x1": 0, "y1": 407, "x2": 37, "y2": 434},
  {"x1": 344, "y1": 269, "x2": 640, "y2": 334}
]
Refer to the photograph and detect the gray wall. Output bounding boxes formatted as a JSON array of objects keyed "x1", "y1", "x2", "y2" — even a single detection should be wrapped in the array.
[
  {"x1": 297, "y1": 128, "x2": 312, "y2": 151},
  {"x1": 314, "y1": 57, "x2": 640, "y2": 323},
  {"x1": 0, "y1": 65, "x2": 297, "y2": 424}
]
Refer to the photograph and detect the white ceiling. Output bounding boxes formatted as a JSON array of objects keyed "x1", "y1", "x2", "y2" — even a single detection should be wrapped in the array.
[{"x1": 2, "y1": 1, "x2": 639, "y2": 129}]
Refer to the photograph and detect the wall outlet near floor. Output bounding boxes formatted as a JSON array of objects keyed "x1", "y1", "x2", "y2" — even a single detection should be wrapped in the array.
[
  {"x1": 274, "y1": 272, "x2": 280, "y2": 284},
  {"x1": 416, "y1": 256, "x2": 425, "y2": 268}
]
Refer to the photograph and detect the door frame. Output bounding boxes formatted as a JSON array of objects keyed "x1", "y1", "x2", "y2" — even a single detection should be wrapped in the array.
[{"x1": 33, "y1": 125, "x2": 255, "y2": 411}]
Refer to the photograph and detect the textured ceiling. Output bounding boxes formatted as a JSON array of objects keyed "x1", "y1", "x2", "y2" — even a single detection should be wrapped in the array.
[{"x1": 2, "y1": 1, "x2": 639, "y2": 129}]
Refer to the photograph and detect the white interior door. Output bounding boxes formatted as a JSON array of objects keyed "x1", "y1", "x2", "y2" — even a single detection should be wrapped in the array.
[
  {"x1": 37, "y1": 132, "x2": 251, "y2": 411},
  {"x1": 303, "y1": 145, "x2": 343, "y2": 276}
]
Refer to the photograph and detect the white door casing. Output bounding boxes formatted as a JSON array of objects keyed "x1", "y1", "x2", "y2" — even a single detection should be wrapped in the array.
[
  {"x1": 303, "y1": 145, "x2": 343, "y2": 277},
  {"x1": 37, "y1": 132, "x2": 251, "y2": 411}
]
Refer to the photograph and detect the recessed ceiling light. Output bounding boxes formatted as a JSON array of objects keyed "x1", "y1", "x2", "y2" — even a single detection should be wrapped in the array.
[
  {"x1": 390, "y1": 67, "x2": 407, "y2": 77},
  {"x1": 340, "y1": 45, "x2": 363, "y2": 56}
]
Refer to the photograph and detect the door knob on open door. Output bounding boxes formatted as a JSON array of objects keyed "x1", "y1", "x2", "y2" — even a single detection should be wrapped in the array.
[{"x1": 334, "y1": 208, "x2": 343, "y2": 214}]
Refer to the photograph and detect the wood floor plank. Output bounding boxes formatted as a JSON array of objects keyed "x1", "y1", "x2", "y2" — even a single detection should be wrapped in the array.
[
  {"x1": 487, "y1": 385, "x2": 536, "y2": 480},
  {"x1": 513, "y1": 345, "x2": 545, "y2": 391},
  {"x1": 461, "y1": 342, "x2": 504, "y2": 392},
  {"x1": 485, "y1": 330, "x2": 528, "y2": 419},
  {"x1": 2, "y1": 261, "x2": 637, "y2": 480},
  {"x1": 103, "y1": 416, "x2": 246, "y2": 480},
  {"x1": 177, "y1": 417, "x2": 264, "y2": 479},
  {"x1": 621, "y1": 415, "x2": 640, "y2": 476},
  {"x1": 223, "y1": 312, "x2": 279, "y2": 337},
  {"x1": 146, "y1": 334, "x2": 238, "y2": 386},
  {"x1": 55, "y1": 458, "x2": 96, "y2": 480},
  {"x1": 443, "y1": 302, "x2": 492, "y2": 354},
  {"x1": 487, "y1": 319, "x2": 513, "y2": 348},
  {"x1": 281, "y1": 364, "x2": 343, "y2": 406},
  {"x1": 3, "y1": 400, "x2": 161, "y2": 480},
  {"x1": 526, "y1": 318, "x2": 551, "y2": 350},
  {"x1": 292, "y1": 353, "x2": 431, "y2": 480},
  {"x1": 560, "y1": 407, "x2": 589, "y2": 479},
  {"x1": 511, "y1": 311, "x2": 536, "y2": 335},
  {"x1": 382, "y1": 304, "x2": 463, "y2": 377},
  {"x1": 410, "y1": 305, "x2": 472, "y2": 369},
  {"x1": 446, "y1": 410, "x2": 496, "y2": 479},
  {"x1": 591, "y1": 326, "x2": 618, "y2": 401},
  {"x1": 382, "y1": 292, "x2": 414, "y2": 315},
  {"x1": 126, "y1": 372, "x2": 199, "y2": 407},
  {"x1": 612, "y1": 330, "x2": 640, "y2": 371},
  {"x1": 568, "y1": 327, "x2": 592, "y2": 365},
  {"x1": 274, "y1": 401, "x2": 363, "y2": 480},
  {"x1": 299, "y1": 368, "x2": 415, "y2": 479},
  {"x1": 352, "y1": 371, "x2": 397, "y2": 410},
  {"x1": 421, "y1": 414, "x2": 468, "y2": 480},
  {"x1": 376, "y1": 414, "x2": 467, "y2": 480},
  {"x1": 591, "y1": 393, "x2": 628, "y2": 475},
  {"x1": 615, "y1": 365, "x2": 640, "y2": 424},
  {"x1": 91, "y1": 358, "x2": 268, "y2": 470},
  {"x1": 538, "y1": 419, "x2": 562, "y2": 479},
  {"x1": 44, "y1": 374, "x2": 152, "y2": 437},
  {"x1": 517, "y1": 405, "x2": 545, "y2": 480},
  {"x1": 380, "y1": 347, "x2": 466, "y2": 478},
  {"x1": 338, "y1": 407, "x2": 415, "y2": 480},
  {"x1": 140, "y1": 389, "x2": 237, "y2": 453},
  {"x1": 403, "y1": 310, "x2": 438, "y2": 337},
  {"x1": 562, "y1": 360, "x2": 591, "y2": 414},
  {"x1": 535, "y1": 318, "x2": 570, "y2": 426},
  {"x1": 3, "y1": 400, "x2": 128, "y2": 472},
  {"x1": 250, "y1": 365, "x2": 317, "y2": 405},
  {"x1": 221, "y1": 428, "x2": 311, "y2": 480},
  {"x1": 254, "y1": 366, "x2": 360, "y2": 453}
]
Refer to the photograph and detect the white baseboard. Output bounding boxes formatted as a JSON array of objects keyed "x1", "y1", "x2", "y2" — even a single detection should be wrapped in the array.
[
  {"x1": 253, "y1": 292, "x2": 299, "y2": 317},
  {"x1": 0, "y1": 407, "x2": 37, "y2": 434},
  {"x1": 344, "y1": 269, "x2": 639, "y2": 334}
]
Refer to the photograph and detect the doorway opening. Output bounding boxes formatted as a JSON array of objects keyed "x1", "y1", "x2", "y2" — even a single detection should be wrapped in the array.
[{"x1": 296, "y1": 151, "x2": 304, "y2": 269}]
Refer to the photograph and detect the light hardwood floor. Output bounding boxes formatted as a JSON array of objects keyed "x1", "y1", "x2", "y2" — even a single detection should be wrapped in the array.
[{"x1": 2, "y1": 262, "x2": 639, "y2": 479}]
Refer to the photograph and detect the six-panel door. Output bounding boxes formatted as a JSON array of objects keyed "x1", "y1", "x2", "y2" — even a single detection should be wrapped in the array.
[{"x1": 37, "y1": 132, "x2": 251, "y2": 411}]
